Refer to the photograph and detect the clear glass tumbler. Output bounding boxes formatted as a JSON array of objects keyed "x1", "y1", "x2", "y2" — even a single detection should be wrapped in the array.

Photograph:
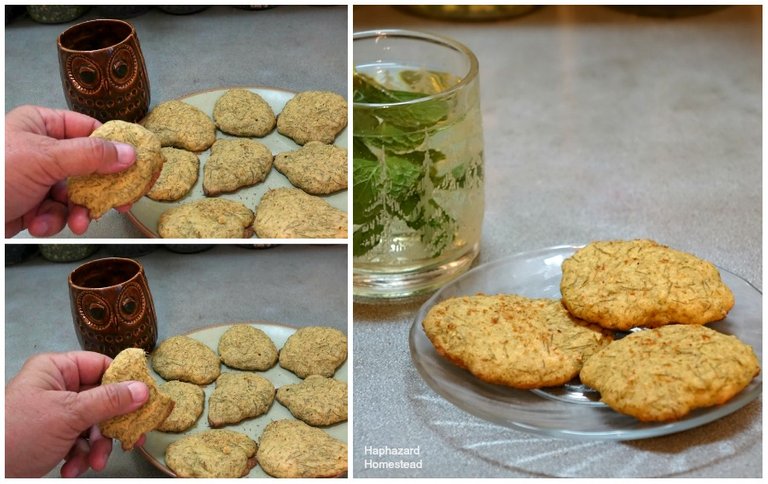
[{"x1": 353, "y1": 29, "x2": 485, "y2": 300}]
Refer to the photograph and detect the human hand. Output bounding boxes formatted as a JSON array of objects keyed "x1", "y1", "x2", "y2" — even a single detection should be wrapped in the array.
[
  {"x1": 5, "y1": 351, "x2": 149, "y2": 477},
  {"x1": 5, "y1": 105, "x2": 136, "y2": 237}
]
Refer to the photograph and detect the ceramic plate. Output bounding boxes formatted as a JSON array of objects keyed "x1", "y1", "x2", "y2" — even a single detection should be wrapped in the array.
[
  {"x1": 125, "y1": 86, "x2": 348, "y2": 238},
  {"x1": 137, "y1": 322, "x2": 348, "y2": 477},
  {"x1": 409, "y1": 245, "x2": 762, "y2": 440}
]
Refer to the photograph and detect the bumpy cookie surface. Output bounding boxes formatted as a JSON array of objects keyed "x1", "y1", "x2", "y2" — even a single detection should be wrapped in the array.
[
  {"x1": 257, "y1": 419, "x2": 347, "y2": 478},
  {"x1": 208, "y1": 372, "x2": 275, "y2": 428},
  {"x1": 253, "y1": 188, "x2": 347, "y2": 239},
  {"x1": 203, "y1": 139, "x2": 273, "y2": 196},
  {"x1": 213, "y1": 88, "x2": 276, "y2": 137},
  {"x1": 142, "y1": 100, "x2": 216, "y2": 151},
  {"x1": 99, "y1": 348, "x2": 174, "y2": 450},
  {"x1": 580, "y1": 324, "x2": 760, "y2": 421},
  {"x1": 68, "y1": 120, "x2": 164, "y2": 219},
  {"x1": 561, "y1": 239, "x2": 735, "y2": 330},
  {"x1": 218, "y1": 324, "x2": 278, "y2": 371},
  {"x1": 276, "y1": 375, "x2": 347, "y2": 426},
  {"x1": 423, "y1": 294, "x2": 613, "y2": 389},
  {"x1": 158, "y1": 198, "x2": 254, "y2": 238},
  {"x1": 157, "y1": 380, "x2": 205, "y2": 432},
  {"x1": 276, "y1": 91, "x2": 348, "y2": 145},
  {"x1": 279, "y1": 326, "x2": 347, "y2": 378},
  {"x1": 146, "y1": 147, "x2": 199, "y2": 201},
  {"x1": 274, "y1": 142, "x2": 347, "y2": 195},
  {"x1": 151, "y1": 335, "x2": 220, "y2": 385},
  {"x1": 165, "y1": 429, "x2": 258, "y2": 478}
]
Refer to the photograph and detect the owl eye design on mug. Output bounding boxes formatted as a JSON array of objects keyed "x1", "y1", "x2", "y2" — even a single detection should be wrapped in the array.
[
  {"x1": 67, "y1": 55, "x2": 103, "y2": 94},
  {"x1": 108, "y1": 46, "x2": 138, "y2": 88},
  {"x1": 117, "y1": 283, "x2": 146, "y2": 325},
  {"x1": 78, "y1": 293, "x2": 112, "y2": 329}
]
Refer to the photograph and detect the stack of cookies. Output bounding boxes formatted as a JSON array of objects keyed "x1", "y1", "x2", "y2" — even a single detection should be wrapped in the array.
[
  {"x1": 138, "y1": 88, "x2": 347, "y2": 239},
  {"x1": 423, "y1": 239, "x2": 760, "y2": 422},
  {"x1": 100, "y1": 324, "x2": 348, "y2": 478}
]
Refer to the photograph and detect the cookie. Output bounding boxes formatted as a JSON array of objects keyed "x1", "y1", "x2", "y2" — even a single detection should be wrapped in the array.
[
  {"x1": 68, "y1": 120, "x2": 164, "y2": 219},
  {"x1": 213, "y1": 88, "x2": 276, "y2": 137},
  {"x1": 561, "y1": 239, "x2": 735, "y2": 331},
  {"x1": 257, "y1": 419, "x2": 347, "y2": 478},
  {"x1": 279, "y1": 326, "x2": 347, "y2": 379},
  {"x1": 203, "y1": 139, "x2": 273, "y2": 196},
  {"x1": 253, "y1": 188, "x2": 347, "y2": 239},
  {"x1": 274, "y1": 142, "x2": 347, "y2": 195},
  {"x1": 146, "y1": 147, "x2": 199, "y2": 201},
  {"x1": 276, "y1": 375, "x2": 347, "y2": 426},
  {"x1": 208, "y1": 372, "x2": 275, "y2": 428},
  {"x1": 157, "y1": 380, "x2": 205, "y2": 432},
  {"x1": 217, "y1": 324, "x2": 278, "y2": 371},
  {"x1": 142, "y1": 100, "x2": 216, "y2": 151},
  {"x1": 580, "y1": 324, "x2": 760, "y2": 421},
  {"x1": 151, "y1": 335, "x2": 221, "y2": 385},
  {"x1": 158, "y1": 198, "x2": 254, "y2": 238},
  {"x1": 99, "y1": 348, "x2": 174, "y2": 450},
  {"x1": 423, "y1": 294, "x2": 613, "y2": 389},
  {"x1": 165, "y1": 429, "x2": 258, "y2": 478},
  {"x1": 276, "y1": 91, "x2": 348, "y2": 145}
]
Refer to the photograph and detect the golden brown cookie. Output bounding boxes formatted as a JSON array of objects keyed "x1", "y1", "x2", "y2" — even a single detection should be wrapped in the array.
[
  {"x1": 274, "y1": 142, "x2": 347, "y2": 195},
  {"x1": 68, "y1": 120, "x2": 164, "y2": 219},
  {"x1": 276, "y1": 91, "x2": 348, "y2": 145},
  {"x1": 580, "y1": 324, "x2": 760, "y2": 421},
  {"x1": 217, "y1": 324, "x2": 278, "y2": 371},
  {"x1": 158, "y1": 198, "x2": 254, "y2": 238},
  {"x1": 203, "y1": 139, "x2": 273, "y2": 196},
  {"x1": 257, "y1": 419, "x2": 347, "y2": 478},
  {"x1": 146, "y1": 147, "x2": 199, "y2": 202},
  {"x1": 278, "y1": 326, "x2": 347, "y2": 379},
  {"x1": 423, "y1": 294, "x2": 614, "y2": 389},
  {"x1": 99, "y1": 348, "x2": 174, "y2": 450},
  {"x1": 276, "y1": 375, "x2": 347, "y2": 426},
  {"x1": 253, "y1": 187, "x2": 347, "y2": 239},
  {"x1": 151, "y1": 335, "x2": 221, "y2": 385},
  {"x1": 142, "y1": 100, "x2": 216, "y2": 151},
  {"x1": 561, "y1": 239, "x2": 735, "y2": 331},
  {"x1": 157, "y1": 380, "x2": 205, "y2": 432},
  {"x1": 213, "y1": 88, "x2": 276, "y2": 137},
  {"x1": 165, "y1": 429, "x2": 258, "y2": 478},
  {"x1": 208, "y1": 372, "x2": 275, "y2": 428}
]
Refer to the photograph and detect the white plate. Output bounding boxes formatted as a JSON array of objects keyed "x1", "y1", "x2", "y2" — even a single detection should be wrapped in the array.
[
  {"x1": 137, "y1": 322, "x2": 348, "y2": 477},
  {"x1": 126, "y1": 87, "x2": 348, "y2": 238},
  {"x1": 409, "y1": 245, "x2": 762, "y2": 440}
]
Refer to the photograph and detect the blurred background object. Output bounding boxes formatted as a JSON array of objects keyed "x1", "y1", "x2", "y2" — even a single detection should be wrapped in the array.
[
  {"x1": 26, "y1": 5, "x2": 89, "y2": 24},
  {"x1": 39, "y1": 244, "x2": 98, "y2": 262},
  {"x1": 157, "y1": 6, "x2": 210, "y2": 15},
  {"x1": 607, "y1": 5, "x2": 730, "y2": 18},
  {"x1": 398, "y1": 5, "x2": 539, "y2": 21}
]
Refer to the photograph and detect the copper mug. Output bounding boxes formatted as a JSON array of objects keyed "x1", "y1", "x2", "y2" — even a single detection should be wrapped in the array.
[
  {"x1": 68, "y1": 257, "x2": 157, "y2": 358},
  {"x1": 57, "y1": 18, "x2": 150, "y2": 123}
]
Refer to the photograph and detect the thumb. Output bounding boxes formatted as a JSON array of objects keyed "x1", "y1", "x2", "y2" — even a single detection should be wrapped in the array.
[
  {"x1": 71, "y1": 381, "x2": 149, "y2": 428},
  {"x1": 44, "y1": 137, "x2": 136, "y2": 180}
]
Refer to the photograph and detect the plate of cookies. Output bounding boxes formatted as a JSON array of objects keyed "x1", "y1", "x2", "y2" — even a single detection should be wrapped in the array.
[
  {"x1": 410, "y1": 241, "x2": 762, "y2": 440},
  {"x1": 135, "y1": 322, "x2": 348, "y2": 477},
  {"x1": 124, "y1": 86, "x2": 348, "y2": 238}
]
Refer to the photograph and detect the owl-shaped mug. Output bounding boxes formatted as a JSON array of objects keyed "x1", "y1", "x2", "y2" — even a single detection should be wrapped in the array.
[
  {"x1": 68, "y1": 257, "x2": 157, "y2": 358},
  {"x1": 57, "y1": 18, "x2": 150, "y2": 123}
]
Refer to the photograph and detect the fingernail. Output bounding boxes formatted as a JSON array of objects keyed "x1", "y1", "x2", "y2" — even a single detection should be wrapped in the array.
[
  {"x1": 113, "y1": 142, "x2": 136, "y2": 168},
  {"x1": 126, "y1": 381, "x2": 148, "y2": 404}
]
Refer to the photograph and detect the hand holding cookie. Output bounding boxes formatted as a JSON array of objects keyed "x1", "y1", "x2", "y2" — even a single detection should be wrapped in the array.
[{"x1": 5, "y1": 105, "x2": 137, "y2": 237}]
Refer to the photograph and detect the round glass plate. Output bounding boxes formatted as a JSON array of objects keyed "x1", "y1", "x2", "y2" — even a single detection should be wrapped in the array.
[
  {"x1": 137, "y1": 322, "x2": 348, "y2": 477},
  {"x1": 409, "y1": 245, "x2": 762, "y2": 440},
  {"x1": 125, "y1": 86, "x2": 348, "y2": 238}
]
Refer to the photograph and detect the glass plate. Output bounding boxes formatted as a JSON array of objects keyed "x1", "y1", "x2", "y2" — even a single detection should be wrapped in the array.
[
  {"x1": 125, "y1": 86, "x2": 348, "y2": 238},
  {"x1": 409, "y1": 245, "x2": 762, "y2": 440},
  {"x1": 137, "y1": 322, "x2": 348, "y2": 477}
]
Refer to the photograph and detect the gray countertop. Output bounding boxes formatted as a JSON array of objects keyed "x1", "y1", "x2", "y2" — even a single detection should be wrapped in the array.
[
  {"x1": 6, "y1": 5, "x2": 347, "y2": 239},
  {"x1": 352, "y1": 5, "x2": 761, "y2": 478},
  {"x1": 5, "y1": 244, "x2": 347, "y2": 477}
]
